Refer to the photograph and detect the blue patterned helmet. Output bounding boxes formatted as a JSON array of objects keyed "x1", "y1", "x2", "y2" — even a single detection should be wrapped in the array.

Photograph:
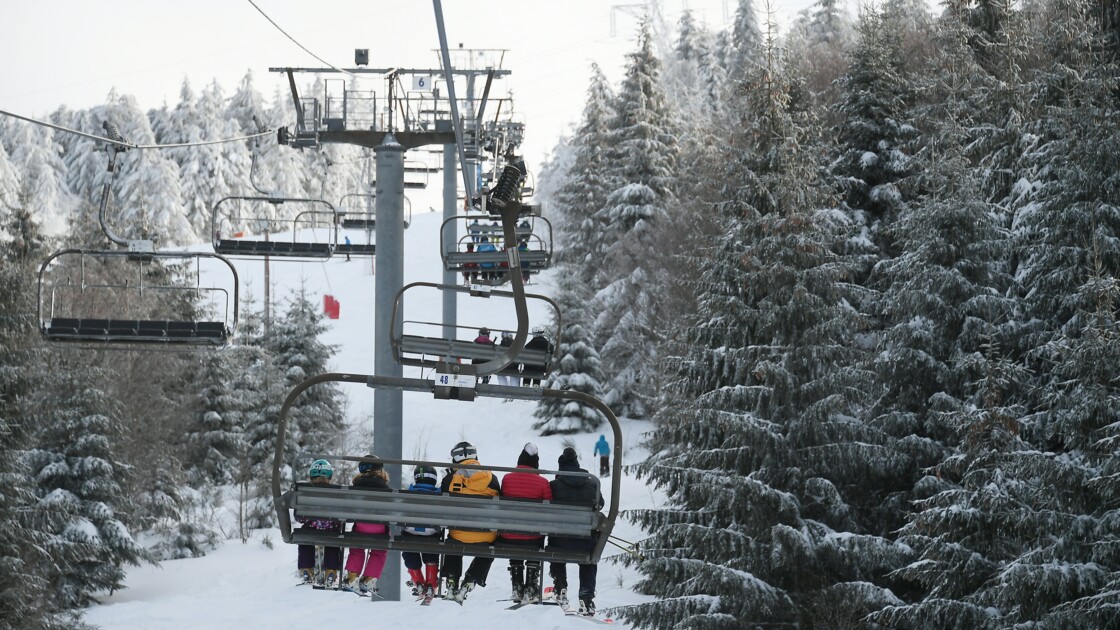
[{"x1": 309, "y1": 459, "x2": 333, "y2": 479}]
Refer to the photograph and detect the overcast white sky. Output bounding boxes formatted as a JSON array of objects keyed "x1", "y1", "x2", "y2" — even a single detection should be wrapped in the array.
[{"x1": 3, "y1": 0, "x2": 830, "y2": 170}]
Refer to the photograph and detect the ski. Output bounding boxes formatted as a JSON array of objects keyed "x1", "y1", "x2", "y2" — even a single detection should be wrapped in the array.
[
  {"x1": 505, "y1": 600, "x2": 561, "y2": 610},
  {"x1": 564, "y1": 611, "x2": 614, "y2": 624},
  {"x1": 339, "y1": 584, "x2": 370, "y2": 597}
]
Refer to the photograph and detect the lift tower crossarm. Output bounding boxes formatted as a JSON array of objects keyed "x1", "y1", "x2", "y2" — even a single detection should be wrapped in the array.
[{"x1": 269, "y1": 66, "x2": 511, "y2": 78}]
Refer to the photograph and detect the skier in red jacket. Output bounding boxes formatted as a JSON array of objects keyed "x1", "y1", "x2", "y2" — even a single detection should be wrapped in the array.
[{"x1": 499, "y1": 442, "x2": 552, "y2": 603}]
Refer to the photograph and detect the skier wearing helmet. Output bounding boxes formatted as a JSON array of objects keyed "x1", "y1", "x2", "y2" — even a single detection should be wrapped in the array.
[
  {"x1": 522, "y1": 326, "x2": 552, "y2": 386},
  {"x1": 296, "y1": 459, "x2": 344, "y2": 587},
  {"x1": 439, "y1": 441, "x2": 501, "y2": 604},
  {"x1": 341, "y1": 455, "x2": 390, "y2": 596},
  {"x1": 402, "y1": 465, "x2": 443, "y2": 604}
]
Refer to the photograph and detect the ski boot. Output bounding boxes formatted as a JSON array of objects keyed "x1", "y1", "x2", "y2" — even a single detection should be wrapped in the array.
[
  {"x1": 443, "y1": 577, "x2": 459, "y2": 601},
  {"x1": 579, "y1": 596, "x2": 596, "y2": 617},
  {"x1": 523, "y1": 565, "x2": 541, "y2": 604},
  {"x1": 340, "y1": 571, "x2": 360, "y2": 593},
  {"x1": 452, "y1": 580, "x2": 475, "y2": 605},
  {"x1": 360, "y1": 577, "x2": 378, "y2": 596},
  {"x1": 323, "y1": 569, "x2": 339, "y2": 590},
  {"x1": 298, "y1": 569, "x2": 313, "y2": 585},
  {"x1": 554, "y1": 586, "x2": 569, "y2": 609},
  {"x1": 508, "y1": 565, "x2": 525, "y2": 603}
]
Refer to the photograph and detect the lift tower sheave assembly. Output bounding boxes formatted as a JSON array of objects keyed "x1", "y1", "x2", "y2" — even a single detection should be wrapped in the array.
[{"x1": 270, "y1": 44, "x2": 513, "y2": 604}]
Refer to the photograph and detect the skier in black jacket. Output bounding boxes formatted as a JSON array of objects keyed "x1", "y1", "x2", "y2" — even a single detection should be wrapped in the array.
[{"x1": 548, "y1": 447, "x2": 604, "y2": 616}]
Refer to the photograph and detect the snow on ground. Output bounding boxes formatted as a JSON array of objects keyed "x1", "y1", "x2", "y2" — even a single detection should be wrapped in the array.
[{"x1": 85, "y1": 207, "x2": 660, "y2": 629}]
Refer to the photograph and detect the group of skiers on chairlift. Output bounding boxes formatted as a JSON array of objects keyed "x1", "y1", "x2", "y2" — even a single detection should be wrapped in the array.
[
  {"x1": 295, "y1": 439, "x2": 608, "y2": 616},
  {"x1": 471, "y1": 326, "x2": 551, "y2": 386}
]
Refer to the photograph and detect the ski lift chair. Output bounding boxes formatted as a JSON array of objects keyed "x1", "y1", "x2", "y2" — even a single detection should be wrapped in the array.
[
  {"x1": 338, "y1": 193, "x2": 377, "y2": 229},
  {"x1": 389, "y1": 282, "x2": 560, "y2": 383},
  {"x1": 38, "y1": 249, "x2": 238, "y2": 347},
  {"x1": 441, "y1": 216, "x2": 552, "y2": 280},
  {"x1": 212, "y1": 195, "x2": 338, "y2": 259},
  {"x1": 272, "y1": 373, "x2": 622, "y2": 565}
]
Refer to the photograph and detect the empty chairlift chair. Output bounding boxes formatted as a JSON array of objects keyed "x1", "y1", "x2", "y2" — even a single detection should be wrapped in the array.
[
  {"x1": 38, "y1": 249, "x2": 239, "y2": 347},
  {"x1": 212, "y1": 195, "x2": 339, "y2": 259}
]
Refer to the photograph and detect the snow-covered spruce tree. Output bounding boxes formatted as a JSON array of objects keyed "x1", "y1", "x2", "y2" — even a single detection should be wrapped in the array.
[
  {"x1": 664, "y1": 10, "x2": 722, "y2": 123},
  {"x1": 871, "y1": 194, "x2": 1107, "y2": 627},
  {"x1": 6, "y1": 116, "x2": 73, "y2": 237},
  {"x1": 27, "y1": 369, "x2": 149, "y2": 608},
  {"x1": 156, "y1": 79, "x2": 250, "y2": 237},
  {"x1": 265, "y1": 284, "x2": 346, "y2": 460},
  {"x1": 863, "y1": 122, "x2": 1018, "y2": 574},
  {"x1": 593, "y1": 18, "x2": 678, "y2": 419},
  {"x1": 724, "y1": 0, "x2": 764, "y2": 86},
  {"x1": 830, "y1": 5, "x2": 914, "y2": 258},
  {"x1": 621, "y1": 31, "x2": 904, "y2": 629},
  {"x1": 207, "y1": 294, "x2": 286, "y2": 534},
  {"x1": 0, "y1": 207, "x2": 73, "y2": 629},
  {"x1": 550, "y1": 62, "x2": 615, "y2": 280},
  {"x1": 977, "y1": 1, "x2": 1120, "y2": 623},
  {"x1": 184, "y1": 348, "x2": 251, "y2": 485},
  {"x1": 785, "y1": 0, "x2": 854, "y2": 120},
  {"x1": 0, "y1": 141, "x2": 19, "y2": 211},
  {"x1": 533, "y1": 280, "x2": 606, "y2": 435}
]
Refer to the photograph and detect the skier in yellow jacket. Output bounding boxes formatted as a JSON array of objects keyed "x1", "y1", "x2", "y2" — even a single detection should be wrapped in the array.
[{"x1": 440, "y1": 441, "x2": 502, "y2": 603}]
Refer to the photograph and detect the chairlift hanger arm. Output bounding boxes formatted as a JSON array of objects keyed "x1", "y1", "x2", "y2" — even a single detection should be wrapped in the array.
[{"x1": 475, "y1": 69, "x2": 494, "y2": 128}]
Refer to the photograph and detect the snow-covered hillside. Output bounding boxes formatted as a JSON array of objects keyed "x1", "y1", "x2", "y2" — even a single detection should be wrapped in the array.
[{"x1": 84, "y1": 207, "x2": 657, "y2": 629}]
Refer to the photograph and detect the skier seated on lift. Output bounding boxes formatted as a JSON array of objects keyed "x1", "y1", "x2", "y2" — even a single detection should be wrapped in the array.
[
  {"x1": 472, "y1": 327, "x2": 496, "y2": 384},
  {"x1": 462, "y1": 242, "x2": 479, "y2": 285},
  {"x1": 500, "y1": 442, "x2": 552, "y2": 604},
  {"x1": 402, "y1": 465, "x2": 442, "y2": 602},
  {"x1": 549, "y1": 447, "x2": 605, "y2": 616},
  {"x1": 341, "y1": 455, "x2": 390, "y2": 596},
  {"x1": 477, "y1": 237, "x2": 498, "y2": 280},
  {"x1": 440, "y1": 441, "x2": 502, "y2": 604},
  {"x1": 296, "y1": 459, "x2": 344, "y2": 588},
  {"x1": 522, "y1": 327, "x2": 552, "y2": 387}
]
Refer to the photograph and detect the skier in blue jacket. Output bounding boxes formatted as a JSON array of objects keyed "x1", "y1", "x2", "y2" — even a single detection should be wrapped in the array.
[
  {"x1": 593, "y1": 435, "x2": 610, "y2": 478},
  {"x1": 402, "y1": 465, "x2": 442, "y2": 601}
]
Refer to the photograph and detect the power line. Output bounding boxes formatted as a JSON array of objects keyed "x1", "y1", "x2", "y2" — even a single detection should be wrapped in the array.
[
  {"x1": 0, "y1": 108, "x2": 273, "y2": 150},
  {"x1": 246, "y1": 0, "x2": 355, "y2": 77}
]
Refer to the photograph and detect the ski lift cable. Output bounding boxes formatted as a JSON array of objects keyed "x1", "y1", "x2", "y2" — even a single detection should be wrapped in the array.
[
  {"x1": 0, "y1": 108, "x2": 273, "y2": 150},
  {"x1": 245, "y1": 0, "x2": 355, "y2": 78}
]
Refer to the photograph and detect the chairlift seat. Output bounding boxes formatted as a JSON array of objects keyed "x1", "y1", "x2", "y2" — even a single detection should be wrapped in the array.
[
  {"x1": 338, "y1": 243, "x2": 377, "y2": 256},
  {"x1": 42, "y1": 317, "x2": 229, "y2": 345},
  {"x1": 281, "y1": 482, "x2": 603, "y2": 563},
  {"x1": 214, "y1": 239, "x2": 332, "y2": 259}
]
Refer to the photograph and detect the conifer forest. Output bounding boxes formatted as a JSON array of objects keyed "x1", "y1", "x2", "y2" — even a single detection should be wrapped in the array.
[{"x1": 3, "y1": 0, "x2": 1120, "y2": 627}]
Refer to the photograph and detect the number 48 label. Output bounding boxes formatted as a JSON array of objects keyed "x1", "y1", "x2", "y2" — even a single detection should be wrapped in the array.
[{"x1": 435, "y1": 371, "x2": 475, "y2": 389}]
